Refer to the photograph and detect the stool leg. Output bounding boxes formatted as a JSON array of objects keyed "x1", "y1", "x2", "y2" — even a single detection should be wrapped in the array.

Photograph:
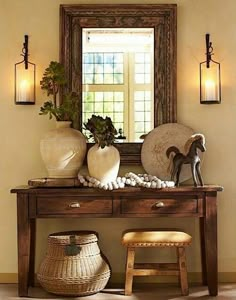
[
  {"x1": 177, "y1": 247, "x2": 189, "y2": 296},
  {"x1": 125, "y1": 247, "x2": 135, "y2": 296}
]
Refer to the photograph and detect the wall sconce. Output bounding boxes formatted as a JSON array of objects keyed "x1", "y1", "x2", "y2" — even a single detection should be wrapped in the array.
[
  {"x1": 15, "y1": 35, "x2": 36, "y2": 104},
  {"x1": 200, "y1": 33, "x2": 221, "y2": 104}
]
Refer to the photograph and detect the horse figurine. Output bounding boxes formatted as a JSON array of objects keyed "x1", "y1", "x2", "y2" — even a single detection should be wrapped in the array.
[{"x1": 166, "y1": 133, "x2": 206, "y2": 187}]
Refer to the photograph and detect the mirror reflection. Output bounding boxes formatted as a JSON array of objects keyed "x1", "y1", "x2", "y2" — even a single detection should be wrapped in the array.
[{"x1": 82, "y1": 28, "x2": 154, "y2": 142}]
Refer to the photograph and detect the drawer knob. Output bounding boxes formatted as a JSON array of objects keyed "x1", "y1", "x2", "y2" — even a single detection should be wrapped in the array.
[
  {"x1": 69, "y1": 202, "x2": 80, "y2": 208},
  {"x1": 155, "y1": 201, "x2": 164, "y2": 208}
]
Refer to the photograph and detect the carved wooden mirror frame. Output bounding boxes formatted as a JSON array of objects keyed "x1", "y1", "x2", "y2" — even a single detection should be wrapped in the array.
[{"x1": 60, "y1": 4, "x2": 177, "y2": 164}]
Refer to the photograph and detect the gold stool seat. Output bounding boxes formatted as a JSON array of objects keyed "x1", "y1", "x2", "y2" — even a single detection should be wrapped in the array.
[{"x1": 122, "y1": 229, "x2": 192, "y2": 296}]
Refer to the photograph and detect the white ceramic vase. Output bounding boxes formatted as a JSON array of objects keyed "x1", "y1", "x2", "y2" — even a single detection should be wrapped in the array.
[
  {"x1": 40, "y1": 121, "x2": 87, "y2": 178},
  {"x1": 87, "y1": 144, "x2": 120, "y2": 184}
]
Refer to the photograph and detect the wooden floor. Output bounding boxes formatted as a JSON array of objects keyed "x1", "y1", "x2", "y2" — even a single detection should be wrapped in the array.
[{"x1": 1, "y1": 284, "x2": 236, "y2": 299}]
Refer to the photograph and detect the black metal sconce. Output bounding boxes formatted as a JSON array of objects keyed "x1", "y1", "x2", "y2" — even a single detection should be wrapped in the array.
[
  {"x1": 15, "y1": 35, "x2": 36, "y2": 104},
  {"x1": 200, "y1": 33, "x2": 221, "y2": 104}
]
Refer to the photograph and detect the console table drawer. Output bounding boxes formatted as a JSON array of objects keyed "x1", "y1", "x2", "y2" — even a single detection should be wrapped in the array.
[
  {"x1": 36, "y1": 196, "x2": 113, "y2": 215},
  {"x1": 121, "y1": 197, "x2": 201, "y2": 215}
]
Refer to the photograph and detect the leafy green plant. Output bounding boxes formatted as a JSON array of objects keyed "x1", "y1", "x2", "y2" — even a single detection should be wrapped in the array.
[
  {"x1": 84, "y1": 114, "x2": 117, "y2": 148},
  {"x1": 39, "y1": 61, "x2": 79, "y2": 122}
]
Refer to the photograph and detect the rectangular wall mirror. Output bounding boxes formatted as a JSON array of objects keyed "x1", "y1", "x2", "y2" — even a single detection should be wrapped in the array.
[
  {"x1": 82, "y1": 28, "x2": 154, "y2": 143},
  {"x1": 60, "y1": 4, "x2": 177, "y2": 164}
]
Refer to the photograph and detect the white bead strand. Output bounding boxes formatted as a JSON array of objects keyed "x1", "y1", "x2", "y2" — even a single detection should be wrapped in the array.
[{"x1": 78, "y1": 172, "x2": 175, "y2": 190}]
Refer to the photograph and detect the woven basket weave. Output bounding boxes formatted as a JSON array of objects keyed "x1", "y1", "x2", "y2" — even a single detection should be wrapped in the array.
[{"x1": 37, "y1": 231, "x2": 111, "y2": 296}]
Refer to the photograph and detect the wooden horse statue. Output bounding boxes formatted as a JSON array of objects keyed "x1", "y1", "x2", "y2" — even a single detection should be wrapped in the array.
[{"x1": 166, "y1": 133, "x2": 206, "y2": 187}]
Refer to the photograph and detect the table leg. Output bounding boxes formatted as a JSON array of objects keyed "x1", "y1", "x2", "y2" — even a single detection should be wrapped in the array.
[
  {"x1": 28, "y1": 219, "x2": 36, "y2": 287},
  {"x1": 17, "y1": 194, "x2": 30, "y2": 297},
  {"x1": 199, "y1": 217, "x2": 207, "y2": 285},
  {"x1": 205, "y1": 192, "x2": 218, "y2": 296}
]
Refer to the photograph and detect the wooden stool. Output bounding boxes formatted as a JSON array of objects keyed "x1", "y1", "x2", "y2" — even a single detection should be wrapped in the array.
[{"x1": 122, "y1": 230, "x2": 192, "y2": 296}]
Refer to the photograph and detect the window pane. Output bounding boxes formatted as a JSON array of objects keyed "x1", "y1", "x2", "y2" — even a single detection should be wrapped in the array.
[
  {"x1": 135, "y1": 122, "x2": 144, "y2": 132},
  {"x1": 84, "y1": 92, "x2": 94, "y2": 102},
  {"x1": 145, "y1": 74, "x2": 151, "y2": 84},
  {"x1": 114, "y1": 102, "x2": 123, "y2": 112},
  {"x1": 114, "y1": 113, "x2": 123, "y2": 122},
  {"x1": 135, "y1": 102, "x2": 144, "y2": 111},
  {"x1": 83, "y1": 52, "x2": 124, "y2": 85},
  {"x1": 144, "y1": 91, "x2": 151, "y2": 100},
  {"x1": 94, "y1": 53, "x2": 103, "y2": 63},
  {"x1": 135, "y1": 74, "x2": 145, "y2": 84},
  {"x1": 84, "y1": 74, "x2": 94, "y2": 84},
  {"x1": 145, "y1": 102, "x2": 151, "y2": 111},
  {"x1": 114, "y1": 74, "x2": 123, "y2": 84},
  {"x1": 135, "y1": 53, "x2": 145, "y2": 63},
  {"x1": 136, "y1": 64, "x2": 145, "y2": 73},
  {"x1": 84, "y1": 102, "x2": 94, "y2": 112},
  {"x1": 145, "y1": 64, "x2": 151, "y2": 73},
  {"x1": 114, "y1": 53, "x2": 123, "y2": 63},
  {"x1": 95, "y1": 64, "x2": 103, "y2": 73},
  {"x1": 104, "y1": 53, "x2": 114, "y2": 63},
  {"x1": 135, "y1": 112, "x2": 145, "y2": 121},
  {"x1": 104, "y1": 63, "x2": 113, "y2": 73},
  {"x1": 84, "y1": 63, "x2": 94, "y2": 73},
  {"x1": 114, "y1": 64, "x2": 123, "y2": 73},
  {"x1": 104, "y1": 74, "x2": 114, "y2": 84},
  {"x1": 145, "y1": 122, "x2": 151, "y2": 132},
  {"x1": 95, "y1": 74, "x2": 103, "y2": 84},
  {"x1": 104, "y1": 92, "x2": 114, "y2": 101},
  {"x1": 95, "y1": 92, "x2": 103, "y2": 102},
  {"x1": 145, "y1": 112, "x2": 151, "y2": 121},
  {"x1": 82, "y1": 48, "x2": 153, "y2": 141},
  {"x1": 84, "y1": 112, "x2": 92, "y2": 122},
  {"x1": 104, "y1": 102, "x2": 114, "y2": 112},
  {"x1": 94, "y1": 102, "x2": 103, "y2": 113},
  {"x1": 83, "y1": 53, "x2": 93, "y2": 63},
  {"x1": 114, "y1": 92, "x2": 123, "y2": 101}
]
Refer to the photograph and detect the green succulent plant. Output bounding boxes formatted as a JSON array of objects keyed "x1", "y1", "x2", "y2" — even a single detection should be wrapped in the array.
[
  {"x1": 39, "y1": 61, "x2": 79, "y2": 123},
  {"x1": 84, "y1": 114, "x2": 117, "y2": 148}
]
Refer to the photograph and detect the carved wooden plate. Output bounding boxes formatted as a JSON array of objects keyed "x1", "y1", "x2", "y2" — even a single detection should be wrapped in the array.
[{"x1": 141, "y1": 123, "x2": 196, "y2": 183}]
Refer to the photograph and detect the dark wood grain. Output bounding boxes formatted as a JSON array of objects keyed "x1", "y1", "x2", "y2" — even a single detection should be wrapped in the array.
[
  {"x1": 28, "y1": 178, "x2": 82, "y2": 187},
  {"x1": 121, "y1": 196, "x2": 202, "y2": 216},
  {"x1": 204, "y1": 191, "x2": 218, "y2": 296},
  {"x1": 11, "y1": 185, "x2": 222, "y2": 297},
  {"x1": 17, "y1": 193, "x2": 30, "y2": 297},
  {"x1": 28, "y1": 219, "x2": 36, "y2": 287},
  {"x1": 59, "y1": 4, "x2": 177, "y2": 164},
  {"x1": 199, "y1": 217, "x2": 207, "y2": 285},
  {"x1": 36, "y1": 196, "x2": 113, "y2": 216}
]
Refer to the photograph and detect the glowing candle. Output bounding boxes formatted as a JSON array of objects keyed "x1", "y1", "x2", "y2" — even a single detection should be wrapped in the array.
[
  {"x1": 205, "y1": 79, "x2": 216, "y2": 101},
  {"x1": 19, "y1": 79, "x2": 30, "y2": 102}
]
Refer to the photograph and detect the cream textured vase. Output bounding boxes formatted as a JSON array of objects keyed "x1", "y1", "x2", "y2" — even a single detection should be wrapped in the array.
[
  {"x1": 87, "y1": 144, "x2": 120, "y2": 184},
  {"x1": 40, "y1": 121, "x2": 86, "y2": 178}
]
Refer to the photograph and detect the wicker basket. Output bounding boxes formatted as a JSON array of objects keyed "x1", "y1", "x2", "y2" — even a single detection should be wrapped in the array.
[{"x1": 37, "y1": 231, "x2": 111, "y2": 296}]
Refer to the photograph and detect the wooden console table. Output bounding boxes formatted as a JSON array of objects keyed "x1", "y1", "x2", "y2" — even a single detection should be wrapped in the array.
[{"x1": 11, "y1": 185, "x2": 223, "y2": 297}]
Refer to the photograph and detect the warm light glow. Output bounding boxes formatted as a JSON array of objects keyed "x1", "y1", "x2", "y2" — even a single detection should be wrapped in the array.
[
  {"x1": 19, "y1": 79, "x2": 30, "y2": 102},
  {"x1": 204, "y1": 79, "x2": 216, "y2": 100}
]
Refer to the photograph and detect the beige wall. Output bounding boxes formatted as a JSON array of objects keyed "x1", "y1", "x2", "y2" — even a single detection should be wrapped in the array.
[{"x1": 0, "y1": 0, "x2": 235, "y2": 282}]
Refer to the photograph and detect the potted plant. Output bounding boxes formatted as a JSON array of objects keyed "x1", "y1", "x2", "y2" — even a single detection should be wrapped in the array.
[
  {"x1": 39, "y1": 61, "x2": 86, "y2": 178},
  {"x1": 39, "y1": 61, "x2": 79, "y2": 123},
  {"x1": 84, "y1": 114, "x2": 120, "y2": 184}
]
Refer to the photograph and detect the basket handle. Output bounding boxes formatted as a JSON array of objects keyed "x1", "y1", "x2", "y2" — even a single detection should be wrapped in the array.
[{"x1": 65, "y1": 235, "x2": 81, "y2": 256}]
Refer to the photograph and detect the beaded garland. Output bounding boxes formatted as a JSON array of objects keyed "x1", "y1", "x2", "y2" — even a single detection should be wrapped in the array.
[{"x1": 78, "y1": 172, "x2": 175, "y2": 190}]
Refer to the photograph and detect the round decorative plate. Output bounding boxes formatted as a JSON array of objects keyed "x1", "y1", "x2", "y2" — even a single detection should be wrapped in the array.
[{"x1": 141, "y1": 123, "x2": 196, "y2": 183}]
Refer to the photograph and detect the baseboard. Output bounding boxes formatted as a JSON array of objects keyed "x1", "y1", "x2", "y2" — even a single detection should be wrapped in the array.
[
  {"x1": 1, "y1": 272, "x2": 236, "y2": 284},
  {"x1": 0, "y1": 273, "x2": 18, "y2": 283}
]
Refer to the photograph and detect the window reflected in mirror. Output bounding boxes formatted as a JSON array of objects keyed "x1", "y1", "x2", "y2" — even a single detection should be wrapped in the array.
[{"x1": 82, "y1": 28, "x2": 154, "y2": 142}]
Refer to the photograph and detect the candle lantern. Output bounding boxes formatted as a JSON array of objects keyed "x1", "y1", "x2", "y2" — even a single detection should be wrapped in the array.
[
  {"x1": 200, "y1": 33, "x2": 221, "y2": 104},
  {"x1": 15, "y1": 35, "x2": 36, "y2": 104}
]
